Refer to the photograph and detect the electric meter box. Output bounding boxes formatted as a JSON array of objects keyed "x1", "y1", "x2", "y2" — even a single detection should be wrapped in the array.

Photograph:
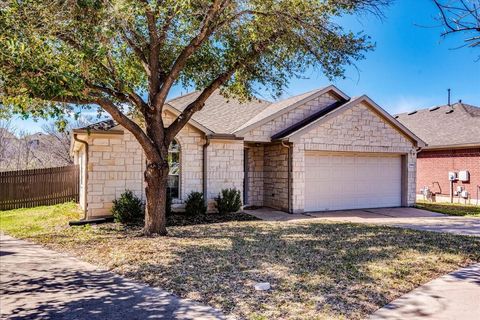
[
  {"x1": 458, "y1": 170, "x2": 470, "y2": 182},
  {"x1": 448, "y1": 172, "x2": 457, "y2": 181},
  {"x1": 461, "y1": 190, "x2": 469, "y2": 198}
]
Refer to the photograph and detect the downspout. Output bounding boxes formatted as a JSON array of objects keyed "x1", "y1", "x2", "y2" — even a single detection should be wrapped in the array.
[
  {"x1": 203, "y1": 136, "x2": 211, "y2": 207},
  {"x1": 73, "y1": 133, "x2": 88, "y2": 220},
  {"x1": 281, "y1": 140, "x2": 292, "y2": 213}
]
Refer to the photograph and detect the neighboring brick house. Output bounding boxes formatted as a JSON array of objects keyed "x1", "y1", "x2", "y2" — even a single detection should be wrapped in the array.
[
  {"x1": 71, "y1": 85, "x2": 425, "y2": 219},
  {"x1": 396, "y1": 103, "x2": 480, "y2": 205}
]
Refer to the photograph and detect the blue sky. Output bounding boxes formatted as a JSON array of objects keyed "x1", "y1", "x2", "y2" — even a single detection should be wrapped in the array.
[{"x1": 11, "y1": 0, "x2": 480, "y2": 133}]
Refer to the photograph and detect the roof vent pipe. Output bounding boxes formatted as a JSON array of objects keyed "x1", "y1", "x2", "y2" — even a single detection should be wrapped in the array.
[{"x1": 447, "y1": 88, "x2": 451, "y2": 106}]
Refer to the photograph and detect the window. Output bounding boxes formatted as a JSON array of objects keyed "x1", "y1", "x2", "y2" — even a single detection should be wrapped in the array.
[{"x1": 167, "y1": 140, "x2": 180, "y2": 199}]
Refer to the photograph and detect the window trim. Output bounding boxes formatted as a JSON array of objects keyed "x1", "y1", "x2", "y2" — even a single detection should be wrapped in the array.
[{"x1": 168, "y1": 139, "x2": 181, "y2": 200}]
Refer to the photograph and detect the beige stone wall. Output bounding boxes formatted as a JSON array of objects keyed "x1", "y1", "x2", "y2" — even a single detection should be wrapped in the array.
[
  {"x1": 263, "y1": 143, "x2": 289, "y2": 211},
  {"x1": 242, "y1": 93, "x2": 338, "y2": 142},
  {"x1": 290, "y1": 102, "x2": 417, "y2": 212},
  {"x1": 84, "y1": 131, "x2": 145, "y2": 218},
  {"x1": 75, "y1": 112, "x2": 206, "y2": 218},
  {"x1": 245, "y1": 144, "x2": 264, "y2": 206},
  {"x1": 206, "y1": 139, "x2": 244, "y2": 210}
]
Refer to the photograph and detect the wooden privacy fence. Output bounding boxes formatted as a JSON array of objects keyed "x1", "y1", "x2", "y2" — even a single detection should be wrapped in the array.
[{"x1": 0, "y1": 165, "x2": 79, "y2": 210}]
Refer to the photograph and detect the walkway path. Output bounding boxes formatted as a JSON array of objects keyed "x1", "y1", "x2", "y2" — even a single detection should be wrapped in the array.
[
  {"x1": 370, "y1": 263, "x2": 480, "y2": 320},
  {"x1": 0, "y1": 234, "x2": 225, "y2": 320}
]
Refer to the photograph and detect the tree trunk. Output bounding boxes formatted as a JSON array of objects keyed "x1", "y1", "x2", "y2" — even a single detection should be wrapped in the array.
[{"x1": 144, "y1": 160, "x2": 169, "y2": 236}]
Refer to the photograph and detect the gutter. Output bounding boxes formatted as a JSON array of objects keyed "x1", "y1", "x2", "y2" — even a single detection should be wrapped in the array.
[
  {"x1": 203, "y1": 137, "x2": 211, "y2": 206},
  {"x1": 73, "y1": 133, "x2": 88, "y2": 220},
  {"x1": 207, "y1": 133, "x2": 244, "y2": 141}
]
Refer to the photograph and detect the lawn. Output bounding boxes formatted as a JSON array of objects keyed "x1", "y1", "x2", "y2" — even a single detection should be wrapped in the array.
[
  {"x1": 416, "y1": 200, "x2": 480, "y2": 217},
  {"x1": 1, "y1": 204, "x2": 479, "y2": 320}
]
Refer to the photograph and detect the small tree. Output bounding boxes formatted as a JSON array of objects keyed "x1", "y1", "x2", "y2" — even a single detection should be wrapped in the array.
[{"x1": 0, "y1": 0, "x2": 389, "y2": 235}]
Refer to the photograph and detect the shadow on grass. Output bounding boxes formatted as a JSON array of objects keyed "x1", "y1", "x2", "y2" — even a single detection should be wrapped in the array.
[
  {"x1": 118, "y1": 222, "x2": 480, "y2": 319},
  {"x1": 7, "y1": 220, "x2": 480, "y2": 320}
]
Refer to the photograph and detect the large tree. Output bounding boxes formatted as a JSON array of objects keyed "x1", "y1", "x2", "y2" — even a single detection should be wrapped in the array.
[
  {"x1": 434, "y1": 0, "x2": 480, "y2": 49},
  {"x1": 0, "y1": 0, "x2": 388, "y2": 235}
]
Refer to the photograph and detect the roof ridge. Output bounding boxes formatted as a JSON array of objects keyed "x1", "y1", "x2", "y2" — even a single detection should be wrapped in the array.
[
  {"x1": 166, "y1": 90, "x2": 200, "y2": 104},
  {"x1": 396, "y1": 102, "x2": 480, "y2": 117}
]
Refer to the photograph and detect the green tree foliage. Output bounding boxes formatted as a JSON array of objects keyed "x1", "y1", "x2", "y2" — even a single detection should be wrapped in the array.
[{"x1": 0, "y1": 0, "x2": 389, "y2": 235}]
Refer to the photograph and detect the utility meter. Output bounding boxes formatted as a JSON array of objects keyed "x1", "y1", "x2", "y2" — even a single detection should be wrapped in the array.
[
  {"x1": 458, "y1": 170, "x2": 470, "y2": 182},
  {"x1": 448, "y1": 172, "x2": 457, "y2": 181}
]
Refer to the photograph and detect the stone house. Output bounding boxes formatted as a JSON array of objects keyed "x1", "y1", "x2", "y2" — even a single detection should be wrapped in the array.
[
  {"x1": 71, "y1": 85, "x2": 425, "y2": 219},
  {"x1": 396, "y1": 102, "x2": 480, "y2": 205}
]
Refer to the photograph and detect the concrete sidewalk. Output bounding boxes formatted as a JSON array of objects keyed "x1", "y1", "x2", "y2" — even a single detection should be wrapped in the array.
[
  {"x1": 371, "y1": 263, "x2": 480, "y2": 320},
  {"x1": 0, "y1": 233, "x2": 226, "y2": 320}
]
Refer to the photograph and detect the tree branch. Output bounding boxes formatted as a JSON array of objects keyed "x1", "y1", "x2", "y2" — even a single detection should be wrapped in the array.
[
  {"x1": 95, "y1": 98, "x2": 161, "y2": 162},
  {"x1": 153, "y1": 0, "x2": 229, "y2": 108},
  {"x1": 165, "y1": 35, "x2": 277, "y2": 141}
]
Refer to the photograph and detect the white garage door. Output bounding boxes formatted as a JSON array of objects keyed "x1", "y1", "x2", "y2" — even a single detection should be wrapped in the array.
[{"x1": 305, "y1": 152, "x2": 402, "y2": 211}]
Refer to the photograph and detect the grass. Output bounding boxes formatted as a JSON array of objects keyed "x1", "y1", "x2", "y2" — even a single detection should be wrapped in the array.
[
  {"x1": 416, "y1": 200, "x2": 480, "y2": 217},
  {"x1": 1, "y1": 204, "x2": 480, "y2": 319},
  {"x1": 0, "y1": 202, "x2": 82, "y2": 238}
]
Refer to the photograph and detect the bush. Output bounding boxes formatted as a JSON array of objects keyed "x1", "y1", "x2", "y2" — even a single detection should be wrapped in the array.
[
  {"x1": 111, "y1": 190, "x2": 144, "y2": 224},
  {"x1": 215, "y1": 188, "x2": 242, "y2": 214},
  {"x1": 185, "y1": 191, "x2": 207, "y2": 215}
]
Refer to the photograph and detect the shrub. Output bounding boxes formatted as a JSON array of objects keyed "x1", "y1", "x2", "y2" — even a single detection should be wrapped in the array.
[
  {"x1": 185, "y1": 191, "x2": 207, "y2": 215},
  {"x1": 111, "y1": 190, "x2": 144, "y2": 224},
  {"x1": 215, "y1": 188, "x2": 242, "y2": 214}
]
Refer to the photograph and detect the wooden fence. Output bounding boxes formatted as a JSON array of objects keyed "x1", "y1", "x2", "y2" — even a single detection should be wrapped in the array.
[{"x1": 0, "y1": 165, "x2": 79, "y2": 210}]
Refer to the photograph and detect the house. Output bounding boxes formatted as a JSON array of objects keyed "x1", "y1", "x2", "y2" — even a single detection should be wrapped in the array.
[
  {"x1": 71, "y1": 85, "x2": 425, "y2": 219},
  {"x1": 396, "y1": 102, "x2": 480, "y2": 205}
]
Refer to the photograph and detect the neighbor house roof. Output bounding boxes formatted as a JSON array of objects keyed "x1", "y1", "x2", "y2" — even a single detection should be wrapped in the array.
[{"x1": 395, "y1": 103, "x2": 480, "y2": 149}]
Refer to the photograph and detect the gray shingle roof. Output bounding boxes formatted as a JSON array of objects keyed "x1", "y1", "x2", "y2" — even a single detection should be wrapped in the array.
[
  {"x1": 167, "y1": 90, "x2": 271, "y2": 133},
  {"x1": 395, "y1": 103, "x2": 480, "y2": 147},
  {"x1": 79, "y1": 119, "x2": 117, "y2": 131},
  {"x1": 76, "y1": 86, "x2": 346, "y2": 135}
]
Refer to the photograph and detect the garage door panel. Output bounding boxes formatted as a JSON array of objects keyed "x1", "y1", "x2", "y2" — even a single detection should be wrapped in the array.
[{"x1": 305, "y1": 153, "x2": 402, "y2": 212}]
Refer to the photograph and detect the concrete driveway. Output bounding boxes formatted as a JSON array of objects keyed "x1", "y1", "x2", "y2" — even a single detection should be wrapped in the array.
[
  {"x1": 0, "y1": 234, "x2": 225, "y2": 320},
  {"x1": 309, "y1": 207, "x2": 480, "y2": 237},
  {"x1": 246, "y1": 207, "x2": 480, "y2": 237}
]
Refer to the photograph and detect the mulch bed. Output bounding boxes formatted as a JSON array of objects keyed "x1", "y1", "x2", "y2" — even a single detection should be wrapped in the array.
[{"x1": 167, "y1": 211, "x2": 260, "y2": 227}]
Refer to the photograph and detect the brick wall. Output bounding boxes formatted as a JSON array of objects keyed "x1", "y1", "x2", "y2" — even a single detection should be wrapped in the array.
[
  {"x1": 243, "y1": 93, "x2": 338, "y2": 142},
  {"x1": 417, "y1": 148, "x2": 480, "y2": 203}
]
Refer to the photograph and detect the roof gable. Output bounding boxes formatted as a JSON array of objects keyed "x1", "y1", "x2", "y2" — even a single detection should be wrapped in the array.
[
  {"x1": 284, "y1": 95, "x2": 426, "y2": 147},
  {"x1": 233, "y1": 85, "x2": 349, "y2": 135}
]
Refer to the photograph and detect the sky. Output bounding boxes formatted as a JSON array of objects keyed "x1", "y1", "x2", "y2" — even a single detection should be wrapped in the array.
[{"x1": 10, "y1": 0, "x2": 480, "y2": 133}]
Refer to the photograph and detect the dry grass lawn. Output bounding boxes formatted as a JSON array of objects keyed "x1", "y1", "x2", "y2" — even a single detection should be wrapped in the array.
[{"x1": 1, "y1": 203, "x2": 479, "y2": 320}]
